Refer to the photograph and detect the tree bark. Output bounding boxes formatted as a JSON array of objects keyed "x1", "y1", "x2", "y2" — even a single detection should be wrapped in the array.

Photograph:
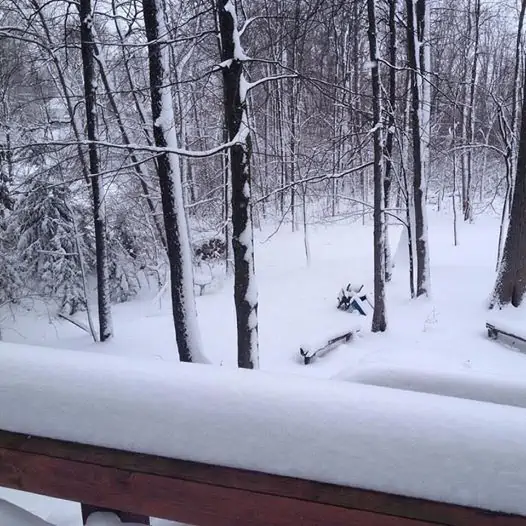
[
  {"x1": 490, "y1": 68, "x2": 526, "y2": 308},
  {"x1": 217, "y1": 0, "x2": 259, "y2": 369},
  {"x1": 508, "y1": 0, "x2": 526, "y2": 214},
  {"x1": 464, "y1": 0, "x2": 481, "y2": 222},
  {"x1": 79, "y1": 0, "x2": 113, "y2": 341},
  {"x1": 143, "y1": 0, "x2": 208, "y2": 363},
  {"x1": 368, "y1": 0, "x2": 387, "y2": 333},
  {"x1": 406, "y1": 0, "x2": 430, "y2": 297},
  {"x1": 383, "y1": 0, "x2": 397, "y2": 283}
]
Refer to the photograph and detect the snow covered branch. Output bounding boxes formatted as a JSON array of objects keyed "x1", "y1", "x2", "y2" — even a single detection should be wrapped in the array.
[
  {"x1": 255, "y1": 161, "x2": 374, "y2": 204},
  {"x1": 245, "y1": 74, "x2": 298, "y2": 92},
  {"x1": 10, "y1": 137, "x2": 243, "y2": 159}
]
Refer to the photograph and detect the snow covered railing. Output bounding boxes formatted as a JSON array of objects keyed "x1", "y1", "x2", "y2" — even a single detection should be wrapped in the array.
[
  {"x1": 337, "y1": 364, "x2": 526, "y2": 409},
  {"x1": 1, "y1": 344, "x2": 526, "y2": 525}
]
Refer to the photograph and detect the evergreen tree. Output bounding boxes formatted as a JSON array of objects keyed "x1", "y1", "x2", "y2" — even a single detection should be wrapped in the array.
[
  {"x1": 0, "y1": 222, "x2": 21, "y2": 308},
  {"x1": 0, "y1": 147, "x2": 14, "y2": 215},
  {"x1": 16, "y1": 180, "x2": 85, "y2": 314},
  {"x1": 0, "y1": 140, "x2": 19, "y2": 312},
  {"x1": 107, "y1": 212, "x2": 142, "y2": 303}
]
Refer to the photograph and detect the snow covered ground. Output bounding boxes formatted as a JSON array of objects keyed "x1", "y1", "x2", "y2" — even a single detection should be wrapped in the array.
[
  {"x1": 4, "y1": 211, "x2": 526, "y2": 377},
  {"x1": 2, "y1": 210, "x2": 526, "y2": 525}
]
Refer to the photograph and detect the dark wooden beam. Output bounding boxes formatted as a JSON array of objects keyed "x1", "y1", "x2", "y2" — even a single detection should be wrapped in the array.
[{"x1": 0, "y1": 430, "x2": 524, "y2": 526}]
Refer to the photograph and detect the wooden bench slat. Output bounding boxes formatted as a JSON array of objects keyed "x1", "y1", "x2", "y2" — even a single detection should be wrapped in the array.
[
  {"x1": 486, "y1": 323, "x2": 526, "y2": 344},
  {"x1": 0, "y1": 431, "x2": 525, "y2": 526}
]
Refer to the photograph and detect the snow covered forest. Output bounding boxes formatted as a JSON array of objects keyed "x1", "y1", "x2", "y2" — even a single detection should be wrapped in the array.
[
  {"x1": 1, "y1": 0, "x2": 526, "y2": 367},
  {"x1": 4, "y1": 2, "x2": 526, "y2": 523}
]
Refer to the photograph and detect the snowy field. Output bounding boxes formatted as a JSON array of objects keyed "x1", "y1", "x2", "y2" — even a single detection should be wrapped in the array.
[{"x1": 2, "y1": 210, "x2": 526, "y2": 525}]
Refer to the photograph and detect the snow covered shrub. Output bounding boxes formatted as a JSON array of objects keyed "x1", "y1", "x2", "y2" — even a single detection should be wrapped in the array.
[
  {"x1": 16, "y1": 180, "x2": 85, "y2": 314},
  {"x1": 106, "y1": 222, "x2": 140, "y2": 304},
  {"x1": 194, "y1": 237, "x2": 226, "y2": 262},
  {"x1": 0, "y1": 227, "x2": 22, "y2": 306},
  {"x1": 106, "y1": 204, "x2": 166, "y2": 303},
  {"x1": 192, "y1": 236, "x2": 227, "y2": 296}
]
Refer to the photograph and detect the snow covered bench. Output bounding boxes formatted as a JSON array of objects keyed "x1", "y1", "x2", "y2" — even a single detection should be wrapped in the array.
[
  {"x1": 2, "y1": 343, "x2": 526, "y2": 525},
  {"x1": 486, "y1": 321, "x2": 526, "y2": 346},
  {"x1": 299, "y1": 329, "x2": 357, "y2": 364}
]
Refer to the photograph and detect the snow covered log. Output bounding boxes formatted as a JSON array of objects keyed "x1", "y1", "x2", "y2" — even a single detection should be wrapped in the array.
[{"x1": 1, "y1": 343, "x2": 526, "y2": 523}]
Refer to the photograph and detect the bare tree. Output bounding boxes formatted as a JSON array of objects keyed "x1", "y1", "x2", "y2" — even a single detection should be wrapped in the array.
[
  {"x1": 406, "y1": 0, "x2": 431, "y2": 297},
  {"x1": 142, "y1": 0, "x2": 208, "y2": 363},
  {"x1": 463, "y1": 0, "x2": 481, "y2": 222},
  {"x1": 217, "y1": 0, "x2": 259, "y2": 369},
  {"x1": 383, "y1": 0, "x2": 397, "y2": 282},
  {"x1": 368, "y1": 0, "x2": 387, "y2": 332},
  {"x1": 79, "y1": 0, "x2": 113, "y2": 341}
]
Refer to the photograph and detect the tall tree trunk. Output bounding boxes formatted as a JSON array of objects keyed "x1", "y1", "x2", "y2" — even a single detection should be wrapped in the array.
[
  {"x1": 142, "y1": 0, "x2": 208, "y2": 363},
  {"x1": 79, "y1": 0, "x2": 113, "y2": 341},
  {"x1": 368, "y1": 0, "x2": 387, "y2": 333},
  {"x1": 496, "y1": 105, "x2": 513, "y2": 269},
  {"x1": 508, "y1": 0, "x2": 526, "y2": 212},
  {"x1": 451, "y1": 120, "x2": 459, "y2": 247},
  {"x1": 223, "y1": 138, "x2": 232, "y2": 275},
  {"x1": 464, "y1": 0, "x2": 481, "y2": 222},
  {"x1": 490, "y1": 68, "x2": 526, "y2": 308},
  {"x1": 384, "y1": 0, "x2": 397, "y2": 282},
  {"x1": 402, "y1": 72, "x2": 416, "y2": 299},
  {"x1": 218, "y1": 0, "x2": 259, "y2": 369},
  {"x1": 406, "y1": 0, "x2": 431, "y2": 297},
  {"x1": 276, "y1": 80, "x2": 287, "y2": 218}
]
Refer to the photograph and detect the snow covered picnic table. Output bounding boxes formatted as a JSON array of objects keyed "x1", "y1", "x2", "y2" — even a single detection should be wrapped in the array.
[{"x1": 1, "y1": 342, "x2": 526, "y2": 525}]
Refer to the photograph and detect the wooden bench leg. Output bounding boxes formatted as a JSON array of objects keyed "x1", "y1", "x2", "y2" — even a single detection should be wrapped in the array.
[
  {"x1": 81, "y1": 503, "x2": 150, "y2": 525},
  {"x1": 488, "y1": 328, "x2": 498, "y2": 340}
]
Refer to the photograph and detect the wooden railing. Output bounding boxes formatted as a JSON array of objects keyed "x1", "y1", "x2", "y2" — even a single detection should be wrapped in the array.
[{"x1": 0, "y1": 429, "x2": 524, "y2": 526}]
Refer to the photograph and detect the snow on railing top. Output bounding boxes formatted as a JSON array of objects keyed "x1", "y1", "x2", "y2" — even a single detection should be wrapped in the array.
[
  {"x1": 1, "y1": 342, "x2": 526, "y2": 516},
  {"x1": 337, "y1": 363, "x2": 526, "y2": 409}
]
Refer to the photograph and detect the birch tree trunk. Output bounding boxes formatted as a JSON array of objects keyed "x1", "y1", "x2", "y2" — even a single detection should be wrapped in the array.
[
  {"x1": 142, "y1": 0, "x2": 208, "y2": 363},
  {"x1": 79, "y1": 0, "x2": 113, "y2": 341},
  {"x1": 218, "y1": 0, "x2": 259, "y2": 369},
  {"x1": 368, "y1": 0, "x2": 387, "y2": 333}
]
